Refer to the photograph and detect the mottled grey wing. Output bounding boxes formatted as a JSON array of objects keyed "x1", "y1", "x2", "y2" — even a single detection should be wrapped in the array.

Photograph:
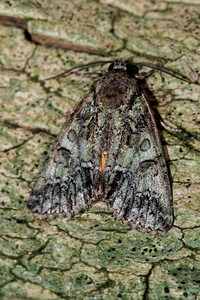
[
  {"x1": 103, "y1": 94, "x2": 173, "y2": 234},
  {"x1": 28, "y1": 91, "x2": 100, "y2": 218}
]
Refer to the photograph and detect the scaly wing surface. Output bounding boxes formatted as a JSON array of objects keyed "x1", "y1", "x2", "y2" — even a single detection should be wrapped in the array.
[
  {"x1": 103, "y1": 94, "x2": 173, "y2": 233},
  {"x1": 28, "y1": 90, "x2": 101, "y2": 218}
]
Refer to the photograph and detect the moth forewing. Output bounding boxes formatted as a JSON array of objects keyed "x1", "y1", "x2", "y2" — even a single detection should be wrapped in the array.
[
  {"x1": 101, "y1": 88, "x2": 173, "y2": 234},
  {"x1": 28, "y1": 90, "x2": 100, "y2": 218},
  {"x1": 29, "y1": 60, "x2": 174, "y2": 234},
  {"x1": 138, "y1": 91, "x2": 173, "y2": 233}
]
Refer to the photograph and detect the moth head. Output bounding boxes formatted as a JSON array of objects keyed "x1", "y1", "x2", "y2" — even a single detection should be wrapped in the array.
[{"x1": 108, "y1": 61, "x2": 139, "y2": 76}]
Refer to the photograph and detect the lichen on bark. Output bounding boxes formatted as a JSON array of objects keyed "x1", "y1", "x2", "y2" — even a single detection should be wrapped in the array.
[{"x1": 0, "y1": 1, "x2": 200, "y2": 299}]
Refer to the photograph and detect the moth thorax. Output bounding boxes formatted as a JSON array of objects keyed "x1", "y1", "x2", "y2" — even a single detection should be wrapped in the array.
[{"x1": 96, "y1": 72, "x2": 138, "y2": 109}]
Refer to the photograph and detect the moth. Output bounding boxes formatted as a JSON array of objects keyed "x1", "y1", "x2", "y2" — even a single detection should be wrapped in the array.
[{"x1": 28, "y1": 59, "x2": 196, "y2": 234}]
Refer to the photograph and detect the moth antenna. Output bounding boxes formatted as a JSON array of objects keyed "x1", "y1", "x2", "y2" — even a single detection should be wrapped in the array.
[
  {"x1": 44, "y1": 59, "x2": 199, "y2": 85},
  {"x1": 135, "y1": 62, "x2": 199, "y2": 84},
  {"x1": 44, "y1": 60, "x2": 114, "y2": 81}
]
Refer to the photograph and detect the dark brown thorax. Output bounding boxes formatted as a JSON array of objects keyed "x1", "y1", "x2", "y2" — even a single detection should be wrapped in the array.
[{"x1": 95, "y1": 69, "x2": 139, "y2": 109}]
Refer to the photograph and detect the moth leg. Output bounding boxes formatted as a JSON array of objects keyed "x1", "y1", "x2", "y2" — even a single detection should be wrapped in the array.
[
  {"x1": 148, "y1": 107, "x2": 182, "y2": 133},
  {"x1": 141, "y1": 89, "x2": 182, "y2": 134},
  {"x1": 136, "y1": 69, "x2": 155, "y2": 80},
  {"x1": 160, "y1": 119, "x2": 182, "y2": 133}
]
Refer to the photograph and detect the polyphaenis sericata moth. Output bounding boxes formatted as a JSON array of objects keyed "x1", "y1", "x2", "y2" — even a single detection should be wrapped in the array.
[{"x1": 28, "y1": 60, "x2": 196, "y2": 234}]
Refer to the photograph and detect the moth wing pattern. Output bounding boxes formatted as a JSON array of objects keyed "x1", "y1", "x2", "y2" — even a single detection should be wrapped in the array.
[
  {"x1": 28, "y1": 90, "x2": 100, "y2": 218},
  {"x1": 29, "y1": 61, "x2": 174, "y2": 234},
  {"x1": 103, "y1": 91, "x2": 173, "y2": 234}
]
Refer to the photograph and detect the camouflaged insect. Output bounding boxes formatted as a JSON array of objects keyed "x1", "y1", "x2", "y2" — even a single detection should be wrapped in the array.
[{"x1": 28, "y1": 61, "x2": 174, "y2": 234}]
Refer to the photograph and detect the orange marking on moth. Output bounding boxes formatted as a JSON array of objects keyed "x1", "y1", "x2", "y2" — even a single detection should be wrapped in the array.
[
  {"x1": 24, "y1": 126, "x2": 31, "y2": 130},
  {"x1": 99, "y1": 150, "x2": 107, "y2": 172}
]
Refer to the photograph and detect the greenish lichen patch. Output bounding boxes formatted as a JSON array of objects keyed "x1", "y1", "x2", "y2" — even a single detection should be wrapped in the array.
[
  {"x1": 0, "y1": 71, "x2": 66, "y2": 134},
  {"x1": 0, "y1": 134, "x2": 52, "y2": 204},
  {"x1": 163, "y1": 100, "x2": 200, "y2": 134},
  {"x1": 0, "y1": 216, "x2": 38, "y2": 238},
  {"x1": 114, "y1": 12, "x2": 200, "y2": 60},
  {"x1": 146, "y1": 3, "x2": 200, "y2": 37},
  {"x1": 0, "y1": 236, "x2": 40, "y2": 257},
  {"x1": 0, "y1": 177, "x2": 29, "y2": 219},
  {"x1": 37, "y1": 262, "x2": 108, "y2": 298},
  {"x1": 0, "y1": 281, "x2": 27, "y2": 300},
  {"x1": 100, "y1": 0, "x2": 167, "y2": 17},
  {"x1": 127, "y1": 36, "x2": 191, "y2": 60},
  {"x1": 0, "y1": 0, "x2": 117, "y2": 31},
  {"x1": 0, "y1": 125, "x2": 32, "y2": 152},
  {"x1": 148, "y1": 258, "x2": 200, "y2": 300},
  {"x1": 0, "y1": 258, "x2": 15, "y2": 287},
  {"x1": 0, "y1": 279, "x2": 64, "y2": 300},
  {"x1": 0, "y1": 0, "x2": 200, "y2": 299},
  {"x1": 115, "y1": 10, "x2": 200, "y2": 45},
  {"x1": 12, "y1": 265, "x2": 42, "y2": 284},
  {"x1": 170, "y1": 159, "x2": 199, "y2": 183},
  {"x1": 81, "y1": 243, "x2": 152, "y2": 276},
  {"x1": 183, "y1": 228, "x2": 200, "y2": 250},
  {"x1": 165, "y1": 55, "x2": 200, "y2": 81},
  {"x1": 0, "y1": 0, "x2": 47, "y2": 19},
  {"x1": 25, "y1": 46, "x2": 104, "y2": 80},
  {"x1": 57, "y1": 204, "x2": 129, "y2": 244},
  {"x1": 85, "y1": 274, "x2": 146, "y2": 300},
  {"x1": 81, "y1": 227, "x2": 184, "y2": 272},
  {"x1": 27, "y1": 234, "x2": 81, "y2": 271},
  {"x1": 167, "y1": 144, "x2": 190, "y2": 161},
  {"x1": 173, "y1": 183, "x2": 200, "y2": 229},
  {"x1": 0, "y1": 25, "x2": 35, "y2": 70},
  {"x1": 28, "y1": 20, "x2": 123, "y2": 53}
]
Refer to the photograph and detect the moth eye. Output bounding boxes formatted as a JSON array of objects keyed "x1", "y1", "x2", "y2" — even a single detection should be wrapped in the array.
[
  {"x1": 126, "y1": 64, "x2": 139, "y2": 76},
  {"x1": 108, "y1": 63, "x2": 114, "y2": 71}
]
